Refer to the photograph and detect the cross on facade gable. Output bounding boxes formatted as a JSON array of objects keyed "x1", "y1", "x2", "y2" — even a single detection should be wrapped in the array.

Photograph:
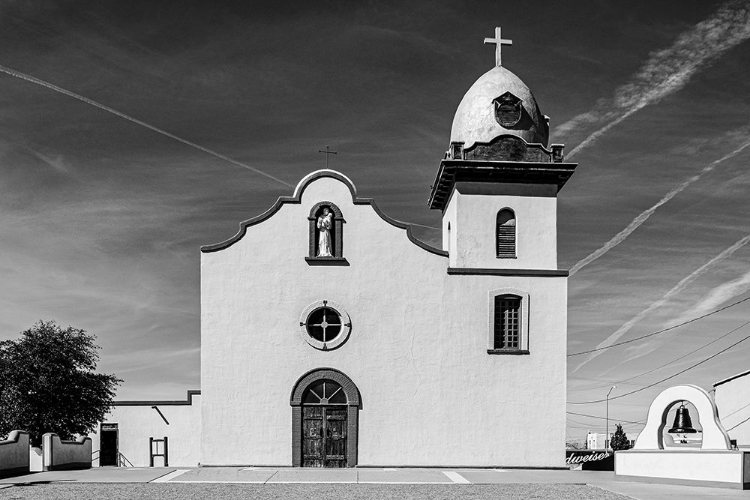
[
  {"x1": 318, "y1": 145, "x2": 338, "y2": 169},
  {"x1": 484, "y1": 27, "x2": 513, "y2": 67}
]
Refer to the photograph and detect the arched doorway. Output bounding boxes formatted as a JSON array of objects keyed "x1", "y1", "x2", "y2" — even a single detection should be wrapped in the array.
[{"x1": 290, "y1": 368, "x2": 360, "y2": 467}]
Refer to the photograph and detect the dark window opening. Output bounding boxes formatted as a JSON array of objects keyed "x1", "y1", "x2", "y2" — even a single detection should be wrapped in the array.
[
  {"x1": 305, "y1": 307, "x2": 342, "y2": 343},
  {"x1": 494, "y1": 295, "x2": 521, "y2": 349},
  {"x1": 302, "y1": 379, "x2": 348, "y2": 405}
]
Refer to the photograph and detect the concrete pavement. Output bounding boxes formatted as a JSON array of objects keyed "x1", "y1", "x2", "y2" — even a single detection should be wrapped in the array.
[{"x1": 1, "y1": 467, "x2": 748, "y2": 499}]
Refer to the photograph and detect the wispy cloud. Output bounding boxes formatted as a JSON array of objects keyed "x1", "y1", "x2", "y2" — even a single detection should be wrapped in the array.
[
  {"x1": 667, "y1": 269, "x2": 750, "y2": 329},
  {"x1": 569, "y1": 137, "x2": 750, "y2": 276},
  {"x1": 26, "y1": 148, "x2": 71, "y2": 175},
  {"x1": 572, "y1": 233, "x2": 750, "y2": 372},
  {"x1": 0, "y1": 64, "x2": 293, "y2": 188},
  {"x1": 554, "y1": 0, "x2": 750, "y2": 158}
]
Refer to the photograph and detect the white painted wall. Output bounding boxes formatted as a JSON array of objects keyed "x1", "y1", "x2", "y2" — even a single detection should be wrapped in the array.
[
  {"x1": 443, "y1": 182, "x2": 558, "y2": 269},
  {"x1": 715, "y1": 373, "x2": 750, "y2": 447},
  {"x1": 616, "y1": 450, "x2": 750, "y2": 486},
  {"x1": 29, "y1": 447, "x2": 42, "y2": 472},
  {"x1": 91, "y1": 395, "x2": 201, "y2": 467},
  {"x1": 201, "y1": 172, "x2": 567, "y2": 467}
]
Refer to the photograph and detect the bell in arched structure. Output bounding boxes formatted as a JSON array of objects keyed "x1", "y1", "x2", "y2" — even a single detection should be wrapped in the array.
[{"x1": 668, "y1": 403, "x2": 697, "y2": 435}]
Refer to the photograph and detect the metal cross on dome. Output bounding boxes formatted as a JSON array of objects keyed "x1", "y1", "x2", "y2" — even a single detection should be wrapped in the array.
[{"x1": 484, "y1": 27, "x2": 513, "y2": 67}]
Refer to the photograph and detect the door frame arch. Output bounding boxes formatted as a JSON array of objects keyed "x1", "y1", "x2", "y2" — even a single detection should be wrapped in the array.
[{"x1": 290, "y1": 368, "x2": 360, "y2": 467}]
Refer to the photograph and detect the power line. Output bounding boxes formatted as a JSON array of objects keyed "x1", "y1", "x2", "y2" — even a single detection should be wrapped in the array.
[
  {"x1": 568, "y1": 319, "x2": 750, "y2": 405},
  {"x1": 723, "y1": 400, "x2": 750, "y2": 419},
  {"x1": 566, "y1": 411, "x2": 645, "y2": 426},
  {"x1": 727, "y1": 414, "x2": 750, "y2": 431},
  {"x1": 582, "y1": 317, "x2": 750, "y2": 392},
  {"x1": 568, "y1": 296, "x2": 750, "y2": 356}
]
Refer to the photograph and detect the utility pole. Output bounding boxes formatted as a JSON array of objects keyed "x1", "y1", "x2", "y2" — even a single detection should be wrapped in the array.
[{"x1": 606, "y1": 385, "x2": 616, "y2": 450}]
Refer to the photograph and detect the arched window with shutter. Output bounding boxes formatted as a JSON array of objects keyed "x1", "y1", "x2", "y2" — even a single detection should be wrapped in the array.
[{"x1": 496, "y1": 209, "x2": 516, "y2": 258}]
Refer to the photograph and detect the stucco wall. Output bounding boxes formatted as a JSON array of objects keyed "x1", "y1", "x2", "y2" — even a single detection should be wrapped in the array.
[
  {"x1": 200, "y1": 173, "x2": 567, "y2": 467},
  {"x1": 91, "y1": 394, "x2": 201, "y2": 467},
  {"x1": 445, "y1": 182, "x2": 558, "y2": 270},
  {"x1": 715, "y1": 374, "x2": 750, "y2": 447},
  {"x1": 42, "y1": 433, "x2": 91, "y2": 471},
  {"x1": 616, "y1": 450, "x2": 750, "y2": 486},
  {"x1": 0, "y1": 431, "x2": 30, "y2": 477}
]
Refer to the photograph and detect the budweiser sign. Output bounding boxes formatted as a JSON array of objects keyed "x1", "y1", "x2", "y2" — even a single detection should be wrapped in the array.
[{"x1": 565, "y1": 450, "x2": 614, "y2": 471}]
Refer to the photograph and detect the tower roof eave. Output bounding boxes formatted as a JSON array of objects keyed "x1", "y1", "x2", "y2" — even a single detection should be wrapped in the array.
[{"x1": 428, "y1": 159, "x2": 577, "y2": 211}]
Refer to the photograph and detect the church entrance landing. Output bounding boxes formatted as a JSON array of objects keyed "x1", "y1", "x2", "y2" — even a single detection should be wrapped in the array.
[{"x1": 291, "y1": 368, "x2": 360, "y2": 468}]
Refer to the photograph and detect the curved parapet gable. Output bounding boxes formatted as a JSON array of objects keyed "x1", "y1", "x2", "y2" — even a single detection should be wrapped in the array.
[
  {"x1": 634, "y1": 384, "x2": 731, "y2": 451},
  {"x1": 201, "y1": 169, "x2": 447, "y2": 256}
]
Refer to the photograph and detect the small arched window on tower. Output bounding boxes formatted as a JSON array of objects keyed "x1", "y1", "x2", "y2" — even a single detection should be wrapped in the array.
[
  {"x1": 496, "y1": 209, "x2": 516, "y2": 258},
  {"x1": 307, "y1": 202, "x2": 346, "y2": 264}
]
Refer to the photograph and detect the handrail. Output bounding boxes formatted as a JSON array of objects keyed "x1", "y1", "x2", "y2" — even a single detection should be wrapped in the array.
[{"x1": 118, "y1": 452, "x2": 134, "y2": 468}]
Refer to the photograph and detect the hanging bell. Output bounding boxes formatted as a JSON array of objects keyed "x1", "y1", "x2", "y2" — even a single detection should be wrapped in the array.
[{"x1": 668, "y1": 403, "x2": 697, "y2": 434}]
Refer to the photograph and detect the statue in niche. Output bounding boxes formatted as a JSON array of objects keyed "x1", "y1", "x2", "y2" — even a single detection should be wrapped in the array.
[{"x1": 317, "y1": 207, "x2": 333, "y2": 257}]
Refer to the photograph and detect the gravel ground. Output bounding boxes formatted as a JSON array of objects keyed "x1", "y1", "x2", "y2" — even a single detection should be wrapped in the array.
[{"x1": 0, "y1": 483, "x2": 632, "y2": 499}]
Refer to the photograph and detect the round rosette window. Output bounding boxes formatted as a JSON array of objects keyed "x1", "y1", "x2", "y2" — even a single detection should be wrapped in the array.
[{"x1": 299, "y1": 300, "x2": 351, "y2": 350}]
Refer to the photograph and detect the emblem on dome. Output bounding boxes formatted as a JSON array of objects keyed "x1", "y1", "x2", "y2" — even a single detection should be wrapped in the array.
[{"x1": 492, "y1": 92, "x2": 522, "y2": 128}]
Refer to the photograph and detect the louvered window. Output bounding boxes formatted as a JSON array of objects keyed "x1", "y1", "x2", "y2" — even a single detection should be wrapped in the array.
[
  {"x1": 494, "y1": 295, "x2": 521, "y2": 349},
  {"x1": 496, "y1": 209, "x2": 516, "y2": 258}
]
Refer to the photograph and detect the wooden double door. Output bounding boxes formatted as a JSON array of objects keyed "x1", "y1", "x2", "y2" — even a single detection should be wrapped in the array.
[{"x1": 302, "y1": 406, "x2": 347, "y2": 467}]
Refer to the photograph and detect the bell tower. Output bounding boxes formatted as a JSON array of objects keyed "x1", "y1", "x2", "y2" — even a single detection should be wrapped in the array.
[{"x1": 428, "y1": 28, "x2": 577, "y2": 271}]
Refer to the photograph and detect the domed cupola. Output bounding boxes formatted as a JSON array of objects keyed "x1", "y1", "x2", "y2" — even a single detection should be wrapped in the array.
[
  {"x1": 428, "y1": 27, "x2": 576, "y2": 211},
  {"x1": 450, "y1": 65, "x2": 549, "y2": 148}
]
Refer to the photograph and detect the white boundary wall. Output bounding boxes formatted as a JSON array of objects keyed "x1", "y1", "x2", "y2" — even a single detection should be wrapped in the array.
[
  {"x1": 616, "y1": 450, "x2": 750, "y2": 489},
  {"x1": 42, "y1": 433, "x2": 92, "y2": 471},
  {"x1": 0, "y1": 430, "x2": 29, "y2": 477}
]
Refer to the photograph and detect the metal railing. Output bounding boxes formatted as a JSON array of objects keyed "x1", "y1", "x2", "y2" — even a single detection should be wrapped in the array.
[{"x1": 118, "y1": 452, "x2": 134, "y2": 468}]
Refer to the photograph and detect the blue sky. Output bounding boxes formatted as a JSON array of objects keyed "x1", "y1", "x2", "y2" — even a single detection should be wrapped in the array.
[{"x1": 2, "y1": 0, "x2": 750, "y2": 443}]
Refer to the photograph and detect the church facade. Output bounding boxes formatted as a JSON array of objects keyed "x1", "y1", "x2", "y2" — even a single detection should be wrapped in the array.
[{"x1": 92, "y1": 31, "x2": 577, "y2": 468}]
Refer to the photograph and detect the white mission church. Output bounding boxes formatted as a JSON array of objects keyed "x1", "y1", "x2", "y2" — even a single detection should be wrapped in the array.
[{"x1": 91, "y1": 29, "x2": 578, "y2": 468}]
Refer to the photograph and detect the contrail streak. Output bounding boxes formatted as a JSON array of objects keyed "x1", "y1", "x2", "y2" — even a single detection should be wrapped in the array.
[
  {"x1": 556, "y1": 0, "x2": 750, "y2": 158},
  {"x1": 566, "y1": 108, "x2": 641, "y2": 159},
  {"x1": 666, "y1": 268, "x2": 750, "y2": 329},
  {"x1": 569, "y1": 138, "x2": 750, "y2": 276},
  {"x1": 0, "y1": 64, "x2": 293, "y2": 188},
  {"x1": 573, "y1": 233, "x2": 750, "y2": 372}
]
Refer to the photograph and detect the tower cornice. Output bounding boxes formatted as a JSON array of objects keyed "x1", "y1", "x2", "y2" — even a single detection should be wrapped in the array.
[{"x1": 428, "y1": 159, "x2": 577, "y2": 211}]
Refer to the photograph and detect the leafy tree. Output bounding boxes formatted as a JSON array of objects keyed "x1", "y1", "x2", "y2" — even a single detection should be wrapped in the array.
[
  {"x1": 610, "y1": 423, "x2": 631, "y2": 451},
  {"x1": 0, "y1": 321, "x2": 121, "y2": 446}
]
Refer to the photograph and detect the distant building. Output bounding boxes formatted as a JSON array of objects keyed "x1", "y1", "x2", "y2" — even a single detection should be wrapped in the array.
[
  {"x1": 90, "y1": 28, "x2": 578, "y2": 468},
  {"x1": 714, "y1": 369, "x2": 750, "y2": 448},
  {"x1": 587, "y1": 432, "x2": 607, "y2": 450},
  {"x1": 586, "y1": 431, "x2": 639, "y2": 450}
]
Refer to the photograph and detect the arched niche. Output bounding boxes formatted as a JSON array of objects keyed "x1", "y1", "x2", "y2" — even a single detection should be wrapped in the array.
[
  {"x1": 307, "y1": 201, "x2": 345, "y2": 262},
  {"x1": 290, "y1": 368, "x2": 360, "y2": 467},
  {"x1": 633, "y1": 384, "x2": 731, "y2": 451}
]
